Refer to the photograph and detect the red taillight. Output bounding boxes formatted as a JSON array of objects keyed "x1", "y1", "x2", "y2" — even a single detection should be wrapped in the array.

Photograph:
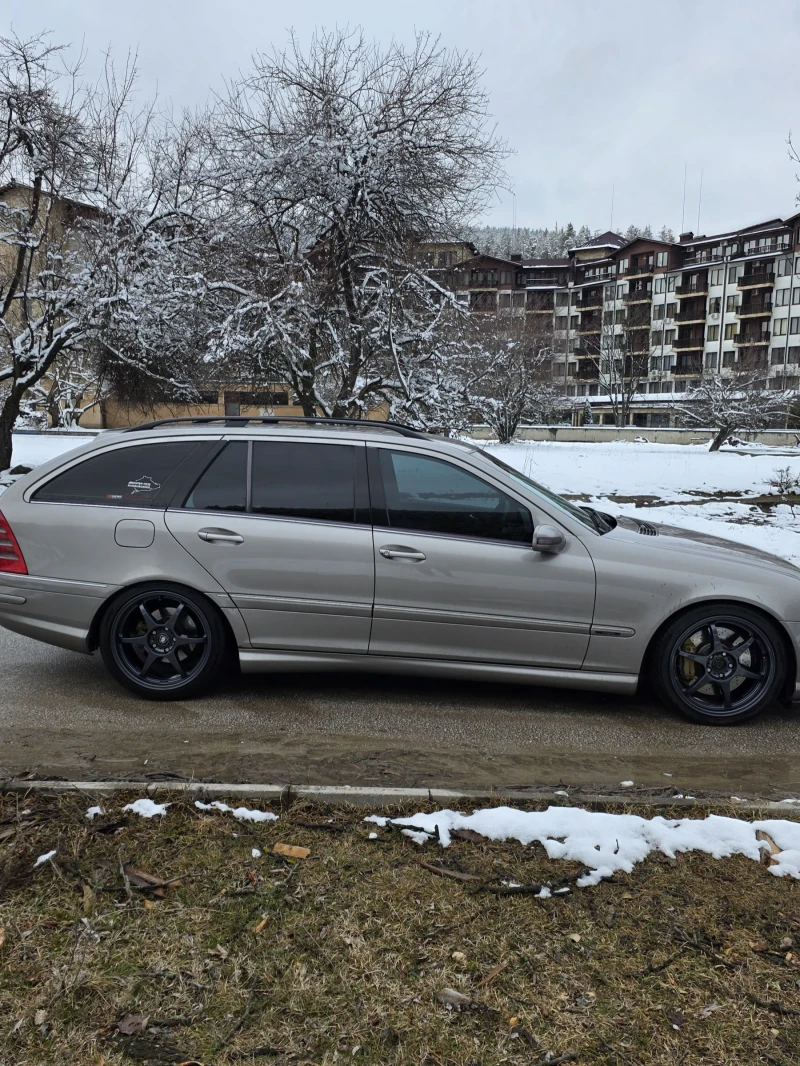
[{"x1": 0, "y1": 510, "x2": 27, "y2": 574}]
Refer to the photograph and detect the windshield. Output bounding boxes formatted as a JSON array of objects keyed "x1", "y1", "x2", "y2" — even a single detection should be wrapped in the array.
[{"x1": 472, "y1": 448, "x2": 600, "y2": 533}]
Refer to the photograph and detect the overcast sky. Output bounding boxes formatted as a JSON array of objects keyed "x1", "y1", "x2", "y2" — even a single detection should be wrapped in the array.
[{"x1": 7, "y1": 0, "x2": 800, "y2": 236}]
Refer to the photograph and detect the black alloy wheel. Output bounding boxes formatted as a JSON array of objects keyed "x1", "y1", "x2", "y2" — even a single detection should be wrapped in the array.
[
  {"x1": 100, "y1": 584, "x2": 227, "y2": 699},
  {"x1": 655, "y1": 606, "x2": 786, "y2": 724}
]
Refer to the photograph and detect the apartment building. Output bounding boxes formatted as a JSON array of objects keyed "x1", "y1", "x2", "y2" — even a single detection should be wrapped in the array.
[{"x1": 435, "y1": 213, "x2": 800, "y2": 427}]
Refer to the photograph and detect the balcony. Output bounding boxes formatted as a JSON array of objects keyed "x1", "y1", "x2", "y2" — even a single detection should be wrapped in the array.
[
  {"x1": 526, "y1": 300, "x2": 554, "y2": 313},
  {"x1": 675, "y1": 307, "x2": 707, "y2": 323},
  {"x1": 674, "y1": 356, "x2": 703, "y2": 375},
  {"x1": 741, "y1": 241, "x2": 790, "y2": 257},
  {"x1": 576, "y1": 359, "x2": 600, "y2": 380},
  {"x1": 676, "y1": 282, "x2": 709, "y2": 298},
  {"x1": 577, "y1": 314, "x2": 602, "y2": 333},
  {"x1": 626, "y1": 262, "x2": 654, "y2": 277},
  {"x1": 574, "y1": 294, "x2": 603, "y2": 310},
  {"x1": 673, "y1": 336, "x2": 705, "y2": 351},
  {"x1": 738, "y1": 271, "x2": 775, "y2": 289},
  {"x1": 734, "y1": 331, "x2": 771, "y2": 346},
  {"x1": 736, "y1": 300, "x2": 773, "y2": 318},
  {"x1": 624, "y1": 289, "x2": 652, "y2": 304}
]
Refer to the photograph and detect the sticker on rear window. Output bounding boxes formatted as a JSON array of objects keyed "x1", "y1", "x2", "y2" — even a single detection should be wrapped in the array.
[{"x1": 127, "y1": 476, "x2": 161, "y2": 494}]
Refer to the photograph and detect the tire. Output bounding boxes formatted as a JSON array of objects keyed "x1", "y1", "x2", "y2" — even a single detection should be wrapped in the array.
[
  {"x1": 653, "y1": 604, "x2": 787, "y2": 725},
  {"x1": 99, "y1": 582, "x2": 229, "y2": 700}
]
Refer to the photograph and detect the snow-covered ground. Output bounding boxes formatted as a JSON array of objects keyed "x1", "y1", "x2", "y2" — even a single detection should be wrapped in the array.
[
  {"x1": 486, "y1": 440, "x2": 800, "y2": 566},
  {"x1": 4, "y1": 432, "x2": 800, "y2": 565}
]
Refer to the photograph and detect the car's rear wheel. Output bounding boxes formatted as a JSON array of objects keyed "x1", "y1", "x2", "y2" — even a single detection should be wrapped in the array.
[
  {"x1": 654, "y1": 605, "x2": 786, "y2": 724},
  {"x1": 100, "y1": 584, "x2": 228, "y2": 700}
]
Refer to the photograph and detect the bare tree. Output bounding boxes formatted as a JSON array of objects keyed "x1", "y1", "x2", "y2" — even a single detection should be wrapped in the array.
[
  {"x1": 582, "y1": 309, "x2": 649, "y2": 429},
  {"x1": 0, "y1": 34, "x2": 209, "y2": 469},
  {"x1": 197, "y1": 29, "x2": 506, "y2": 422},
  {"x1": 673, "y1": 363, "x2": 789, "y2": 451},
  {"x1": 467, "y1": 311, "x2": 558, "y2": 442}
]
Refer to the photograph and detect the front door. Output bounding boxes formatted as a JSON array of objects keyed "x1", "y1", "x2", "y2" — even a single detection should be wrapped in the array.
[
  {"x1": 367, "y1": 446, "x2": 595, "y2": 667},
  {"x1": 165, "y1": 437, "x2": 375, "y2": 652}
]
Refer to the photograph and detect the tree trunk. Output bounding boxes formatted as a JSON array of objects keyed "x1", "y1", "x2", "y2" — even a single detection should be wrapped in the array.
[
  {"x1": 0, "y1": 388, "x2": 23, "y2": 472},
  {"x1": 709, "y1": 425, "x2": 730, "y2": 452}
]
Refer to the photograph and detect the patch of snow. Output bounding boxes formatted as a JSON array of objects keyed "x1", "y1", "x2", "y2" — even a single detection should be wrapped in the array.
[
  {"x1": 123, "y1": 798, "x2": 170, "y2": 818},
  {"x1": 365, "y1": 805, "x2": 800, "y2": 886},
  {"x1": 33, "y1": 849, "x2": 56, "y2": 868},
  {"x1": 535, "y1": 886, "x2": 552, "y2": 898},
  {"x1": 85, "y1": 806, "x2": 104, "y2": 820},
  {"x1": 620, "y1": 781, "x2": 634, "y2": 787},
  {"x1": 368, "y1": 832, "x2": 378, "y2": 840},
  {"x1": 194, "y1": 800, "x2": 278, "y2": 823},
  {"x1": 251, "y1": 848, "x2": 262, "y2": 858},
  {"x1": 554, "y1": 790, "x2": 569, "y2": 797}
]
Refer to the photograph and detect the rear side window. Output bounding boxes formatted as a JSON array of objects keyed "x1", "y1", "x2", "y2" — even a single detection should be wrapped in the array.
[
  {"x1": 374, "y1": 449, "x2": 533, "y2": 544},
  {"x1": 252, "y1": 441, "x2": 356, "y2": 523},
  {"x1": 34, "y1": 442, "x2": 199, "y2": 507},
  {"x1": 184, "y1": 442, "x2": 248, "y2": 512}
]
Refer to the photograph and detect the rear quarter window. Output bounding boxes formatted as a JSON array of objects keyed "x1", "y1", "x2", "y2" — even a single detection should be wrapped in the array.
[{"x1": 33, "y1": 442, "x2": 200, "y2": 507}]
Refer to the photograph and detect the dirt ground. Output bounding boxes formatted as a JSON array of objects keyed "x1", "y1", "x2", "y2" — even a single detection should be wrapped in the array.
[
  {"x1": 1, "y1": 790, "x2": 799, "y2": 1066},
  {"x1": 2, "y1": 628, "x2": 800, "y2": 802}
]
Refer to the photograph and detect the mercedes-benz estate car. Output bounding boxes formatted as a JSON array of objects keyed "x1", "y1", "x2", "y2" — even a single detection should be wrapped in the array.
[{"x1": 1, "y1": 416, "x2": 799, "y2": 724}]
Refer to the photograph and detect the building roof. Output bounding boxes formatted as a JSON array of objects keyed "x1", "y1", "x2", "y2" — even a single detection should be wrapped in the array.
[
  {"x1": 573, "y1": 231, "x2": 626, "y2": 251},
  {"x1": 520, "y1": 257, "x2": 570, "y2": 268}
]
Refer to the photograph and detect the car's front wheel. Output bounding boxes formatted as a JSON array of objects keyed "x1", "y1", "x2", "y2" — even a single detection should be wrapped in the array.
[
  {"x1": 654, "y1": 605, "x2": 787, "y2": 724},
  {"x1": 100, "y1": 583, "x2": 228, "y2": 700}
]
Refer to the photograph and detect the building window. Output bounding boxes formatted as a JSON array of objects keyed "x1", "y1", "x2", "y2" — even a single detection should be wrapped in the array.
[
  {"x1": 674, "y1": 380, "x2": 687, "y2": 392},
  {"x1": 779, "y1": 257, "x2": 793, "y2": 276},
  {"x1": 498, "y1": 292, "x2": 511, "y2": 308},
  {"x1": 616, "y1": 284, "x2": 626, "y2": 298},
  {"x1": 775, "y1": 288, "x2": 790, "y2": 306},
  {"x1": 499, "y1": 270, "x2": 512, "y2": 284},
  {"x1": 723, "y1": 351, "x2": 736, "y2": 367},
  {"x1": 666, "y1": 302, "x2": 677, "y2": 318},
  {"x1": 707, "y1": 325, "x2": 720, "y2": 341},
  {"x1": 667, "y1": 276, "x2": 676, "y2": 292},
  {"x1": 656, "y1": 251, "x2": 668, "y2": 267},
  {"x1": 771, "y1": 349, "x2": 786, "y2": 365},
  {"x1": 664, "y1": 329, "x2": 676, "y2": 345},
  {"x1": 570, "y1": 315, "x2": 579, "y2": 329},
  {"x1": 556, "y1": 292, "x2": 569, "y2": 306},
  {"x1": 724, "y1": 323, "x2": 737, "y2": 340},
  {"x1": 709, "y1": 297, "x2": 721, "y2": 314},
  {"x1": 728, "y1": 265, "x2": 741, "y2": 283},
  {"x1": 705, "y1": 351, "x2": 717, "y2": 367},
  {"x1": 774, "y1": 319, "x2": 788, "y2": 336},
  {"x1": 651, "y1": 330, "x2": 662, "y2": 346},
  {"x1": 567, "y1": 385, "x2": 577, "y2": 396},
  {"x1": 654, "y1": 276, "x2": 666, "y2": 294},
  {"x1": 512, "y1": 292, "x2": 525, "y2": 308},
  {"x1": 795, "y1": 255, "x2": 800, "y2": 274},
  {"x1": 790, "y1": 317, "x2": 800, "y2": 334},
  {"x1": 726, "y1": 294, "x2": 739, "y2": 312},
  {"x1": 618, "y1": 259, "x2": 629, "y2": 274},
  {"x1": 788, "y1": 346, "x2": 800, "y2": 364},
  {"x1": 652, "y1": 305, "x2": 665, "y2": 321},
  {"x1": 710, "y1": 268, "x2": 723, "y2": 286}
]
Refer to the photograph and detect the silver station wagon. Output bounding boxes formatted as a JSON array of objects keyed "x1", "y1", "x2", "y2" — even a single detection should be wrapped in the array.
[{"x1": 1, "y1": 416, "x2": 800, "y2": 724}]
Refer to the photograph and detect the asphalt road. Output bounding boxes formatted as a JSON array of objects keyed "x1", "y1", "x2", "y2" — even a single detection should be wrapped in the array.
[{"x1": 1, "y1": 626, "x2": 799, "y2": 798}]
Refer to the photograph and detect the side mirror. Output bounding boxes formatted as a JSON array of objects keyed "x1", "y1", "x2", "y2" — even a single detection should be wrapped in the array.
[{"x1": 532, "y1": 524, "x2": 567, "y2": 554}]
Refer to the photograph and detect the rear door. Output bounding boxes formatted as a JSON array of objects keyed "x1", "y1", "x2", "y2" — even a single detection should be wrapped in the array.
[
  {"x1": 165, "y1": 437, "x2": 375, "y2": 652},
  {"x1": 367, "y1": 445, "x2": 596, "y2": 667}
]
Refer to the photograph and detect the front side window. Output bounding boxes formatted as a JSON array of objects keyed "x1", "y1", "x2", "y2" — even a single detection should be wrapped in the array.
[
  {"x1": 252, "y1": 442, "x2": 357, "y2": 523},
  {"x1": 374, "y1": 450, "x2": 533, "y2": 544},
  {"x1": 34, "y1": 442, "x2": 199, "y2": 507}
]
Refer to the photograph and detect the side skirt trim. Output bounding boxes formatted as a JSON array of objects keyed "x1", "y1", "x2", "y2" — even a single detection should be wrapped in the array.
[{"x1": 238, "y1": 649, "x2": 638, "y2": 694}]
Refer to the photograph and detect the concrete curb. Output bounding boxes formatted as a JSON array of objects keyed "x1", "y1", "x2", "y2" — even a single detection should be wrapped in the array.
[{"x1": 3, "y1": 778, "x2": 800, "y2": 813}]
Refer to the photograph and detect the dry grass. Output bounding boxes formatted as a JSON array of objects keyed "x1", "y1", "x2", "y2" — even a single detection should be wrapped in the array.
[{"x1": 0, "y1": 791, "x2": 799, "y2": 1066}]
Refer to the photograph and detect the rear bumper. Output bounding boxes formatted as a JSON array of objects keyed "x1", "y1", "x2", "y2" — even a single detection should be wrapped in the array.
[{"x1": 0, "y1": 578, "x2": 110, "y2": 654}]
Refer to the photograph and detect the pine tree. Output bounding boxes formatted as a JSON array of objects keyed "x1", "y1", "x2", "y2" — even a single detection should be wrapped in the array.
[{"x1": 659, "y1": 225, "x2": 675, "y2": 243}]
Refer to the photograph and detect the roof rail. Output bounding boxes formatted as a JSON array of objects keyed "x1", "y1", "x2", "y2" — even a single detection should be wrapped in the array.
[{"x1": 123, "y1": 415, "x2": 430, "y2": 439}]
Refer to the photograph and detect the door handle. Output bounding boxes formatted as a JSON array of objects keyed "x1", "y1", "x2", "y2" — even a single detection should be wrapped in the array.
[
  {"x1": 197, "y1": 528, "x2": 244, "y2": 545},
  {"x1": 379, "y1": 546, "x2": 426, "y2": 562}
]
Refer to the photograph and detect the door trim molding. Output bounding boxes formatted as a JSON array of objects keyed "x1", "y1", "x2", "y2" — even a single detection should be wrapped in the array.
[
  {"x1": 373, "y1": 603, "x2": 591, "y2": 634},
  {"x1": 234, "y1": 593, "x2": 372, "y2": 618}
]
